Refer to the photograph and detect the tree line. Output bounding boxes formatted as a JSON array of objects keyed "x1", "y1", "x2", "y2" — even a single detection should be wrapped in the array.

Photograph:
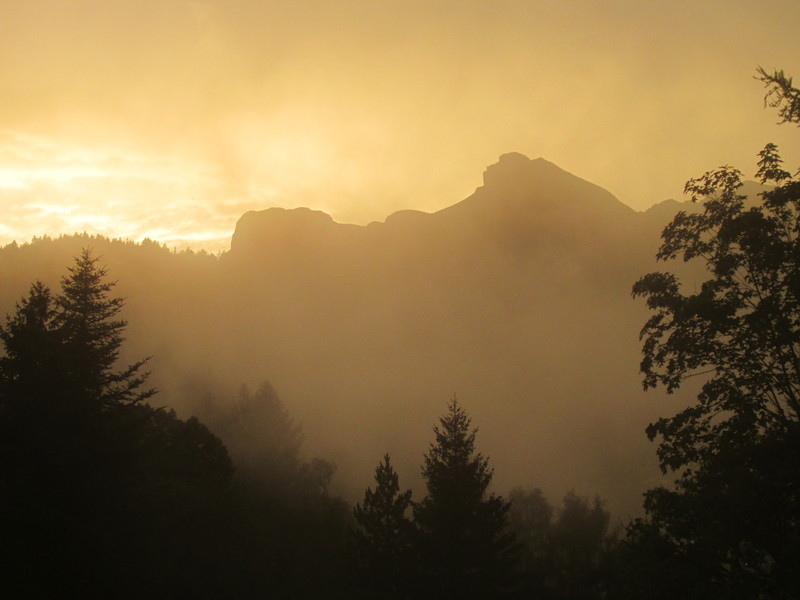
[
  {"x1": 0, "y1": 249, "x2": 612, "y2": 597},
  {"x1": 0, "y1": 250, "x2": 350, "y2": 597},
  {"x1": 351, "y1": 399, "x2": 615, "y2": 599}
]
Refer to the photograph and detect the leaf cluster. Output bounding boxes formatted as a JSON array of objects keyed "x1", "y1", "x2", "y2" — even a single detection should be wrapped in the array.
[
  {"x1": 632, "y1": 153, "x2": 800, "y2": 472},
  {"x1": 628, "y1": 68, "x2": 800, "y2": 597}
]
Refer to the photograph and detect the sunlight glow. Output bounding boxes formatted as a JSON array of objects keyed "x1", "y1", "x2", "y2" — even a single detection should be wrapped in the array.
[
  {"x1": 0, "y1": 165, "x2": 107, "y2": 188},
  {"x1": 0, "y1": 1, "x2": 798, "y2": 250}
]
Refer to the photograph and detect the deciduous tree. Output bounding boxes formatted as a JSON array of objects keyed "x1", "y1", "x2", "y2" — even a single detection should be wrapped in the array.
[{"x1": 629, "y1": 68, "x2": 800, "y2": 598}]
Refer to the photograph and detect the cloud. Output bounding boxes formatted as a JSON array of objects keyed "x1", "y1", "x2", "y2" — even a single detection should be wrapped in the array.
[
  {"x1": 0, "y1": 131, "x2": 239, "y2": 249},
  {"x1": 1, "y1": 1, "x2": 799, "y2": 249}
]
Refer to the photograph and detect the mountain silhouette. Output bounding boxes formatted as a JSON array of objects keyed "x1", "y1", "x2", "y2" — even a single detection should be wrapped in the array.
[
  {"x1": 0, "y1": 154, "x2": 749, "y2": 517},
  {"x1": 229, "y1": 153, "x2": 639, "y2": 264}
]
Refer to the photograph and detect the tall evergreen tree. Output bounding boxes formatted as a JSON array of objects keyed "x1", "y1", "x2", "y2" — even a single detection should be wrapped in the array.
[
  {"x1": 0, "y1": 281, "x2": 59, "y2": 410},
  {"x1": 0, "y1": 250, "x2": 235, "y2": 597},
  {"x1": 352, "y1": 453, "x2": 416, "y2": 598},
  {"x1": 55, "y1": 248, "x2": 154, "y2": 408},
  {"x1": 414, "y1": 397, "x2": 517, "y2": 599},
  {"x1": 0, "y1": 281, "x2": 66, "y2": 593}
]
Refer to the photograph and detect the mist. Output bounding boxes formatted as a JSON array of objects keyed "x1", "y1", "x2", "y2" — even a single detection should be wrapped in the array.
[
  {"x1": 0, "y1": 144, "x2": 786, "y2": 596},
  {"x1": 0, "y1": 153, "x2": 708, "y2": 517},
  {"x1": 3, "y1": 2, "x2": 799, "y2": 595}
]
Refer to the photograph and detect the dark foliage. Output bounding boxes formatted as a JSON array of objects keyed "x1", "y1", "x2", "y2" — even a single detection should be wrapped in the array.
[
  {"x1": 414, "y1": 397, "x2": 518, "y2": 599},
  {"x1": 215, "y1": 382, "x2": 352, "y2": 597},
  {"x1": 351, "y1": 454, "x2": 416, "y2": 598},
  {"x1": 628, "y1": 69, "x2": 800, "y2": 598},
  {"x1": 0, "y1": 251, "x2": 234, "y2": 596},
  {"x1": 507, "y1": 488, "x2": 614, "y2": 599},
  {"x1": 351, "y1": 398, "x2": 518, "y2": 599},
  {"x1": 0, "y1": 251, "x2": 352, "y2": 597},
  {"x1": 55, "y1": 248, "x2": 155, "y2": 408}
]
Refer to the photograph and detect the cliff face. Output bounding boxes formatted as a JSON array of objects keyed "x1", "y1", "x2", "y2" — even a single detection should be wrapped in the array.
[
  {"x1": 231, "y1": 207, "x2": 336, "y2": 251},
  {"x1": 229, "y1": 207, "x2": 359, "y2": 259}
]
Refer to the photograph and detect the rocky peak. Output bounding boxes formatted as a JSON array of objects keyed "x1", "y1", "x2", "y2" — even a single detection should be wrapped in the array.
[
  {"x1": 479, "y1": 152, "x2": 565, "y2": 197},
  {"x1": 482, "y1": 152, "x2": 532, "y2": 187},
  {"x1": 229, "y1": 207, "x2": 337, "y2": 256}
]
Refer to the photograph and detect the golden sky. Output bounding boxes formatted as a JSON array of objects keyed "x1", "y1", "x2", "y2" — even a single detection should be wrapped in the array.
[{"x1": 2, "y1": 0, "x2": 799, "y2": 251}]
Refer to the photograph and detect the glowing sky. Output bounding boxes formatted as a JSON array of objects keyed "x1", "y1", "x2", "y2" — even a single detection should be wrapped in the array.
[{"x1": 2, "y1": 0, "x2": 799, "y2": 251}]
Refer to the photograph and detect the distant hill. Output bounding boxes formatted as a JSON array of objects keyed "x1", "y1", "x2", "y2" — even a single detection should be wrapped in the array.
[{"x1": 0, "y1": 153, "x2": 764, "y2": 518}]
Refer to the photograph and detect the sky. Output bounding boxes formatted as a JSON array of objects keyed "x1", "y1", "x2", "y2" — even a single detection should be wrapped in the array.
[{"x1": 2, "y1": 0, "x2": 799, "y2": 252}]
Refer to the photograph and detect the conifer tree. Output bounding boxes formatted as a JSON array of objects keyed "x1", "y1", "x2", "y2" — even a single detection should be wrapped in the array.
[
  {"x1": 0, "y1": 281, "x2": 59, "y2": 409},
  {"x1": 414, "y1": 397, "x2": 517, "y2": 599},
  {"x1": 0, "y1": 250, "x2": 234, "y2": 596},
  {"x1": 55, "y1": 248, "x2": 154, "y2": 408},
  {"x1": 352, "y1": 454, "x2": 416, "y2": 598}
]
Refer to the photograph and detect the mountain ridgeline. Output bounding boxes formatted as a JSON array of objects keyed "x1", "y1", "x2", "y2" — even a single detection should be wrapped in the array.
[{"x1": 0, "y1": 153, "x2": 718, "y2": 516}]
